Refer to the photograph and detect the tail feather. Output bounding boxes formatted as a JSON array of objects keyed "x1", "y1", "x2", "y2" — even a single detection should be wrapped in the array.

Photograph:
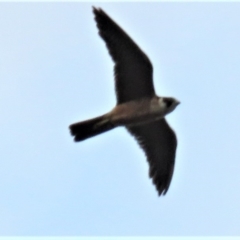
[{"x1": 69, "y1": 114, "x2": 114, "y2": 142}]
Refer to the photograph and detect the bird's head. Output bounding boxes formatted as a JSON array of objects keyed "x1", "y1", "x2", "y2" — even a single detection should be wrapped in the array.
[{"x1": 158, "y1": 97, "x2": 180, "y2": 115}]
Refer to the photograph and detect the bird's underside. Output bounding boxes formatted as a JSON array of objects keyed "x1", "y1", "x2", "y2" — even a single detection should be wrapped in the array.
[{"x1": 69, "y1": 7, "x2": 178, "y2": 196}]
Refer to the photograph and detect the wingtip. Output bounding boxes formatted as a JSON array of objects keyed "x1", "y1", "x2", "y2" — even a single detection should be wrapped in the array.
[
  {"x1": 157, "y1": 187, "x2": 168, "y2": 197},
  {"x1": 151, "y1": 172, "x2": 170, "y2": 196},
  {"x1": 157, "y1": 186, "x2": 166, "y2": 197},
  {"x1": 92, "y1": 6, "x2": 102, "y2": 14}
]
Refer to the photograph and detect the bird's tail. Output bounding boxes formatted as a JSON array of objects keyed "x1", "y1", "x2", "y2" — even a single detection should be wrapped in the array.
[{"x1": 69, "y1": 114, "x2": 114, "y2": 142}]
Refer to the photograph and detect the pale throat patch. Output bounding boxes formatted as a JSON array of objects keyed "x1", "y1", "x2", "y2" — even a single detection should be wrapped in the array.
[
  {"x1": 150, "y1": 97, "x2": 166, "y2": 113},
  {"x1": 158, "y1": 97, "x2": 167, "y2": 110}
]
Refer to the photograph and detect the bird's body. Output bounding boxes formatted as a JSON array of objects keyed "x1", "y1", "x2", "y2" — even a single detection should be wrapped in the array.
[
  {"x1": 69, "y1": 7, "x2": 180, "y2": 196},
  {"x1": 110, "y1": 97, "x2": 176, "y2": 126}
]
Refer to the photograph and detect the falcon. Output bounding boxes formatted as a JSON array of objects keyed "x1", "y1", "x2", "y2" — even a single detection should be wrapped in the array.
[{"x1": 69, "y1": 7, "x2": 180, "y2": 196}]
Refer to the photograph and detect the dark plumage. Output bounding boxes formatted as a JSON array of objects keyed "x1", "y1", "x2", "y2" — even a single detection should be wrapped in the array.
[
  {"x1": 93, "y1": 7, "x2": 155, "y2": 103},
  {"x1": 69, "y1": 7, "x2": 179, "y2": 196}
]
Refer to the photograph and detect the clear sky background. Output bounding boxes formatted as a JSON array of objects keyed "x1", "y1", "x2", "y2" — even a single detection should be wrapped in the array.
[{"x1": 1, "y1": 2, "x2": 240, "y2": 236}]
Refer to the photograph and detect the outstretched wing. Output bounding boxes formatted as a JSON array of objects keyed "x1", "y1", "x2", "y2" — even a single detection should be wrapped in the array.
[
  {"x1": 127, "y1": 118, "x2": 177, "y2": 196},
  {"x1": 93, "y1": 7, "x2": 155, "y2": 104}
]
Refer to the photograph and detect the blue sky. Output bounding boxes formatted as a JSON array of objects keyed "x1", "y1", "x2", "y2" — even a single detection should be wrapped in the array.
[{"x1": 1, "y1": 2, "x2": 240, "y2": 236}]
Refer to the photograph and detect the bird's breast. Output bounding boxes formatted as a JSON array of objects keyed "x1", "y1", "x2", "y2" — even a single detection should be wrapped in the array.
[{"x1": 109, "y1": 98, "x2": 165, "y2": 126}]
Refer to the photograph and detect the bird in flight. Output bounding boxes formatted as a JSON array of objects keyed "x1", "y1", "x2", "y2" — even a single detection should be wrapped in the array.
[{"x1": 69, "y1": 7, "x2": 180, "y2": 196}]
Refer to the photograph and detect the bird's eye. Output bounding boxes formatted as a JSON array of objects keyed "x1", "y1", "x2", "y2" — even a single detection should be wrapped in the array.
[{"x1": 164, "y1": 99, "x2": 172, "y2": 108}]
